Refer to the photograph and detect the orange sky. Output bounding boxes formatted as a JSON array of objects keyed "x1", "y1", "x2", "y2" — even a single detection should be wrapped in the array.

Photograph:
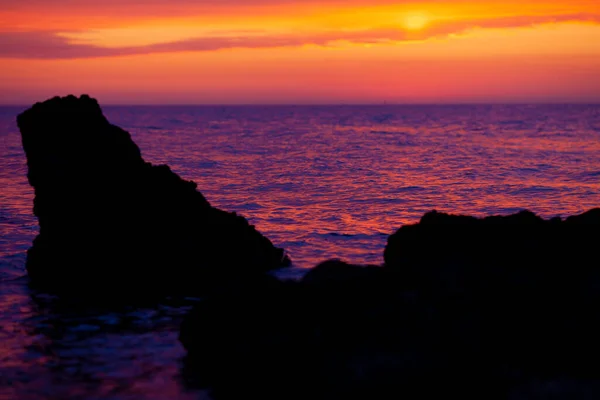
[{"x1": 1, "y1": 0, "x2": 599, "y2": 104}]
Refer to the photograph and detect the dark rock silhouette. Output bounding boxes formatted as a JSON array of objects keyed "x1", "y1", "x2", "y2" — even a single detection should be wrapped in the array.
[
  {"x1": 18, "y1": 95, "x2": 289, "y2": 296},
  {"x1": 180, "y1": 209, "x2": 600, "y2": 399},
  {"x1": 384, "y1": 208, "x2": 600, "y2": 298},
  {"x1": 180, "y1": 260, "x2": 419, "y2": 400}
]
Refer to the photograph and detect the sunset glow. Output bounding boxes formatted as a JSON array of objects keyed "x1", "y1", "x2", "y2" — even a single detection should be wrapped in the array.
[
  {"x1": 401, "y1": 12, "x2": 431, "y2": 30},
  {"x1": 1, "y1": 0, "x2": 599, "y2": 104}
]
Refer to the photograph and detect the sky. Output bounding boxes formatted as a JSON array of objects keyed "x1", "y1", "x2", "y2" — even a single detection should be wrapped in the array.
[{"x1": 1, "y1": 0, "x2": 599, "y2": 104}]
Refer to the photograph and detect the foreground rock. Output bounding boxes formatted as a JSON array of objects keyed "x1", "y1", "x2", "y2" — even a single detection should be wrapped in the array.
[
  {"x1": 18, "y1": 95, "x2": 289, "y2": 296},
  {"x1": 384, "y1": 208, "x2": 600, "y2": 298},
  {"x1": 180, "y1": 210, "x2": 600, "y2": 399}
]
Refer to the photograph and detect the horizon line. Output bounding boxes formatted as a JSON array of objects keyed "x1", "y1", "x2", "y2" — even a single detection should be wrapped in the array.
[{"x1": 2, "y1": 101, "x2": 600, "y2": 107}]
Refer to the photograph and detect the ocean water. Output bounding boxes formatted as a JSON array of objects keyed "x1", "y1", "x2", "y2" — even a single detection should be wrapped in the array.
[{"x1": 1, "y1": 104, "x2": 599, "y2": 399}]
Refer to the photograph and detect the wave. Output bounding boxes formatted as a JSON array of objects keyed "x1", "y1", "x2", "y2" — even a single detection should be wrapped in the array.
[{"x1": 320, "y1": 232, "x2": 388, "y2": 239}]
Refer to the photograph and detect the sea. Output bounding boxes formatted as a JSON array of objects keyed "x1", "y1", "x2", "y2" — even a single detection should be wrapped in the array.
[{"x1": 1, "y1": 104, "x2": 599, "y2": 399}]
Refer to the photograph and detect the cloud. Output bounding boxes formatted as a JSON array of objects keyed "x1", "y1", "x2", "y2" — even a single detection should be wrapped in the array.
[
  {"x1": 1, "y1": 0, "x2": 400, "y2": 11},
  {"x1": 0, "y1": 0, "x2": 406, "y2": 19},
  {"x1": 0, "y1": 13, "x2": 598, "y2": 59},
  {"x1": 4, "y1": 1, "x2": 598, "y2": 22}
]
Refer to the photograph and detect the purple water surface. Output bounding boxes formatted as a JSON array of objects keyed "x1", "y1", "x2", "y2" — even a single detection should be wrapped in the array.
[{"x1": 1, "y1": 104, "x2": 599, "y2": 399}]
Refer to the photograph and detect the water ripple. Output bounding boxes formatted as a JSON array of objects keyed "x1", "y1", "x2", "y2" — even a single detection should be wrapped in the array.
[{"x1": 1, "y1": 104, "x2": 600, "y2": 399}]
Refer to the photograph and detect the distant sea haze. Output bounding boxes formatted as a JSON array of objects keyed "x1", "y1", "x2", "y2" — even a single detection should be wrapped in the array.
[{"x1": 2, "y1": 104, "x2": 599, "y2": 269}]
